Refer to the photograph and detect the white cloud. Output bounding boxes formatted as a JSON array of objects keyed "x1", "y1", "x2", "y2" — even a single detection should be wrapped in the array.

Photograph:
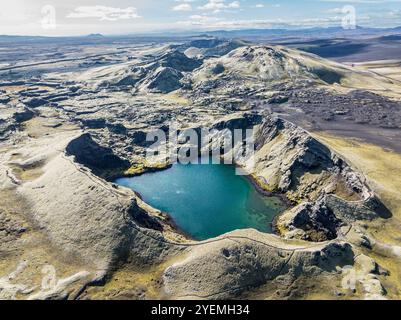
[
  {"x1": 324, "y1": 8, "x2": 345, "y2": 14},
  {"x1": 319, "y1": 0, "x2": 401, "y2": 3},
  {"x1": 389, "y1": 9, "x2": 401, "y2": 17},
  {"x1": 67, "y1": 6, "x2": 140, "y2": 21},
  {"x1": 183, "y1": 14, "x2": 223, "y2": 25},
  {"x1": 198, "y1": 0, "x2": 241, "y2": 12},
  {"x1": 177, "y1": 13, "x2": 373, "y2": 29},
  {"x1": 255, "y1": 4, "x2": 265, "y2": 8},
  {"x1": 173, "y1": 4, "x2": 193, "y2": 11}
]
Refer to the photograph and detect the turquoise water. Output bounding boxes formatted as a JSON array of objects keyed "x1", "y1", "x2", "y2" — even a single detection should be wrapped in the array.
[{"x1": 115, "y1": 160, "x2": 286, "y2": 240}]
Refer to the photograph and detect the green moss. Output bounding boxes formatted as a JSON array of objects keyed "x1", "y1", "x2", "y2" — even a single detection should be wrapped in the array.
[
  {"x1": 251, "y1": 174, "x2": 276, "y2": 193},
  {"x1": 123, "y1": 161, "x2": 171, "y2": 177},
  {"x1": 124, "y1": 164, "x2": 146, "y2": 176},
  {"x1": 275, "y1": 220, "x2": 288, "y2": 237},
  {"x1": 286, "y1": 192, "x2": 303, "y2": 205}
]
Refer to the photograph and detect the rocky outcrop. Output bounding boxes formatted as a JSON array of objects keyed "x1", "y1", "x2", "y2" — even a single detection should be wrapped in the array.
[
  {"x1": 140, "y1": 67, "x2": 183, "y2": 94},
  {"x1": 158, "y1": 50, "x2": 202, "y2": 72},
  {"x1": 15, "y1": 133, "x2": 182, "y2": 272},
  {"x1": 13, "y1": 108, "x2": 35, "y2": 123},
  {"x1": 185, "y1": 45, "x2": 398, "y2": 104},
  {"x1": 246, "y1": 116, "x2": 387, "y2": 241},
  {"x1": 0, "y1": 103, "x2": 35, "y2": 140},
  {"x1": 22, "y1": 97, "x2": 48, "y2": 108},
  {"x1": 163, "y1": 229, "x2": 354, "y2": 299},
  {"x1": 277, "y1": 198, "x2": 342, "y2": 241},
  {"x1": 212, "y1": 112, "x2": 263, "y2": 131},
  {"x1": 99, "y1": 50, "x2": 200, "y2": 93},
  {"x1": 0, "y1": 94, "x2": 11, "y2": 104},
  {"x1": 65, "y1": 133, "x2": 130, "y2": 179},
  {"x1": 250, "y1": 117, "x2": 362, "y2": 197},
  {"x1": 183, "y1": 39, "x2": 247, "y2": 58},
  {"x1": 106, "y1": 66, "x2": 148, "y2": 89}
]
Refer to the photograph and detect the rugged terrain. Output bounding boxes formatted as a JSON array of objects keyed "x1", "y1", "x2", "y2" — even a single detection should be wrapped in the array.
[{"x1": 1, "y1": 37, "x2": 401, "y2": 300}]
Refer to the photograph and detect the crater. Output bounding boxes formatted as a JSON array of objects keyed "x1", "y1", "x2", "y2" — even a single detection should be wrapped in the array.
[{"x1": 115, "y1": 159, "x2": 288, "y2": 241}]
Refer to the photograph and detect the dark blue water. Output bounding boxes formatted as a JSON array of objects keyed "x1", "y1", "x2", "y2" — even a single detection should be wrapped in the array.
[{"x1": 115, "y1": 161, "x2": 286, "y2": 240}]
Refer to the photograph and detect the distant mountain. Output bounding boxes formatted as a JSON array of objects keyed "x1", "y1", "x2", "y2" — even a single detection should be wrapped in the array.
[
  {"x1": 0, "y1": 26, "x2": 400, "y2": 44},
  {"x1": 201, "y1": 26, "x2": 401, "y2": 40},
  {"x1": 379, "y1": 34, "x2": 401, "y2": 41},
  {"x1": 86, "y1": 33, "x2": 104, "y2": 38},
  {"x1": 0, "y1": 35, "x2": 51, "y2": 42}
]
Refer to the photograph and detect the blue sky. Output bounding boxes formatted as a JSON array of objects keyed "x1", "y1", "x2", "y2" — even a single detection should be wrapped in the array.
[{"x1": 1, "y1": 0, "x2": 401, "y2": 36}]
